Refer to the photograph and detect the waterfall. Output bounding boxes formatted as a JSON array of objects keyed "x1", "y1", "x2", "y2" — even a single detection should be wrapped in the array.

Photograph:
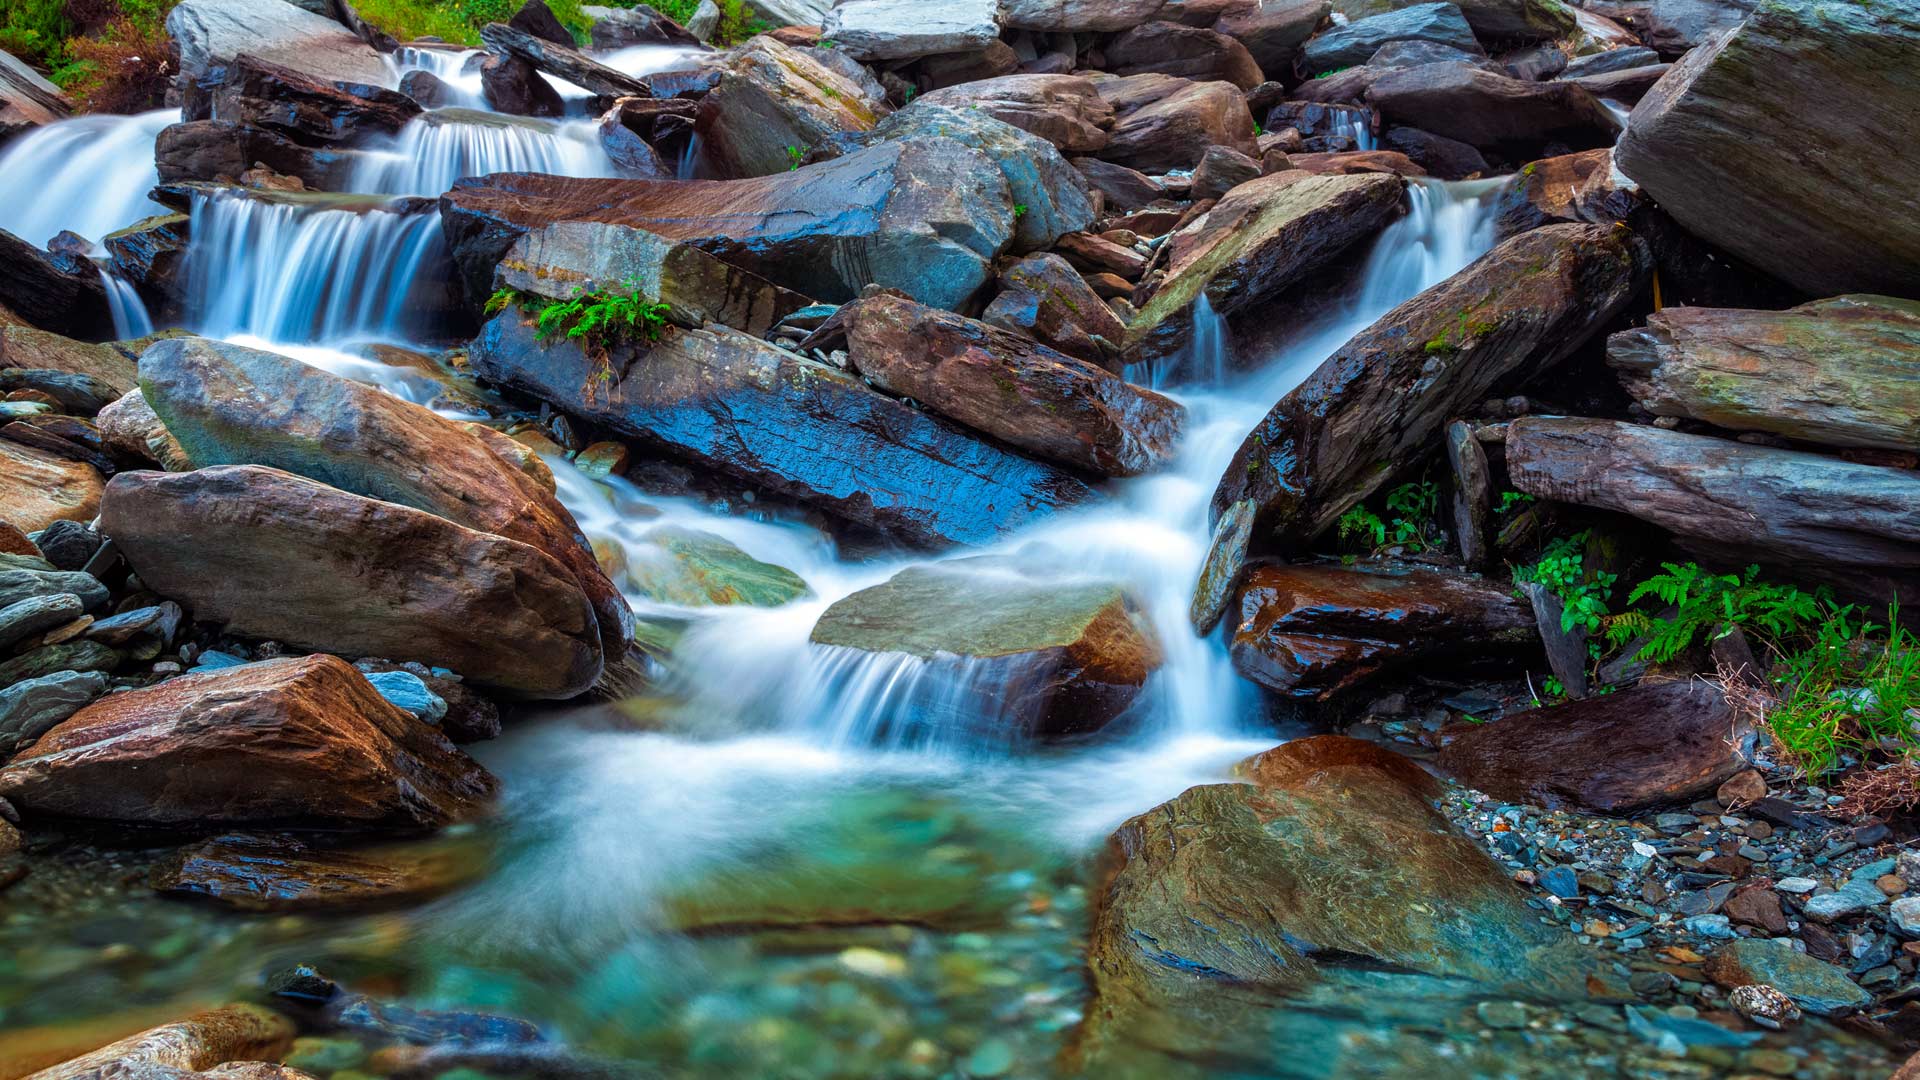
[
  {"x1": 99, "y1": 266, "x2": 154, "y2": 339},
  {"x1": 0, "y1": 109, "x2": 177, "y2": 249},
  {"x1": 389, "y1": 46, "x2": 489, "y2": 111},
  {"x1": 349, "y1": 110, "x2": 617, "y2": 196},
  {"x1": 182, "y1": 192, "x2": 450, "y2": 343},
  {"x1": 1334, "y1": 110, "x2": 1377, "y2": 152}
]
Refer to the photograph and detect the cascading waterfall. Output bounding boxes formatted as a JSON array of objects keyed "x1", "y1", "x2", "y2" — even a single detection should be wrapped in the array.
[
  {"x1": 98, "y1": 266, "x2": 154, "y2": 338},
  {"x1": 182, "y1": 192, "x2": 450, "y2": 343},
  {"x1": 0, "y1": 109, "x2": 177, "y2": 248},
  {"x1": 349, "y1": 109, "x2": 617, "y2": 196},
  {"x1": 1335, "y1": 110, "x2": 1378, "y2": 151},
  {"x1": 389, "y1": 46, "x2": 489, "y2": 110}
]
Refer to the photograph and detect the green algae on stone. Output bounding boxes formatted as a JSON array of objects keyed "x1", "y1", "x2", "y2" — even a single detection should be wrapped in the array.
[{"x1": 625, "y1": 526, "x2": 809, "y2": 609}]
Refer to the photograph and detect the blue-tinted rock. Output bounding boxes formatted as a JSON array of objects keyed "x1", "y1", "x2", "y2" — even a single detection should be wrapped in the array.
[
  {"x1": 1704, "y1": 939, "x2": 1872, "y2": 1017},
  {"x1": 1301, "y1": 3, "x2": 1481, "y2": 75},
  {"x1": 364, "y1": 670, "x2": 449, "y2": 723},
  {"x1": 0, "y1": 669, "x2": 107, "y2": 758}
]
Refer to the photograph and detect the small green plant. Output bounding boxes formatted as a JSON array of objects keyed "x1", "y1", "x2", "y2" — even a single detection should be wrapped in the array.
[
  {"x1": 1012, "y1": 203, "x2": 1029, "y2": 219},
  {"x1": 903, "y1": 85, "x2": 916, "y2": 104},
  {"x1": 1496, "y1": 491, "x2": 1534, "y2": 514},
  {"x1": 1761, "y1": 603, "x2": 1919, "y2": 777},
  {"x1": 784, "y1": 145, "x2": 805, "y2": 171},
  {"x1": 1514, "y1": 531, "x2": 1615, "y2": 634},
  {"x1": 1253, "y1": 121, "x2": 1265, "y2": 136},
  {"x1": 1605, "y1": 563, "x2": 1821, "y2": 664},
  {"x1": 1336, "y1": 480, "x2": 1443, "y2": 556},
  {"x1": 1315, "y1": 66, "x2": 1351, "y2": 79},
  {"x1": 533, "y1": 287, "x2": 670, "y2": 347}
]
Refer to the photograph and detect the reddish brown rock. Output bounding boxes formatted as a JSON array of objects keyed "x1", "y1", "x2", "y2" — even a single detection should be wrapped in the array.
[
  {"x1": 1105, "y1": 21, "x2": 1264, "y2": 90},
  {"x1": 982, "y1": 252, "x2": 1129, "y2": 369},
  {"x1": 99, "y1": 467, "x2": 604, "y2": 698},
  {"x1": 138, "y1": 336, "x2": 631, "y2": 664},
  {"x1": 197, "y1": 54, "x2": 420, "y2": 145},
  {"x1": 0, "y1": 438, "x2": 101, "y2": 535},
  {"x1": 0, "y1": 654, "x2": 495, "y2": 828},
  {"x1": 1368, "y1": 62, "x2": 1619, "y2": 151},
  {"x1": 815, "y1": 293, "x2": 1184, "y2": 477},
  {"x1": 1095, "y1": 73, "x2": 1258, "y2": 172},
  {"x1": 152, "y1": 832, "x2": 482, "y2": 912},
  {"x1": 1056, "y1": 231, "x2": 1147, "y2": 279},
  {"x1": 1493, "y1": 148, "x2": 1613, "y2": 240},
  {"x1": 1436, "y1": 679, "x2": 1754, "y2": 814},
  {"x1": 919, "y1": 75, "x2": 1114, "y2": 153},
  {"x1": 1285, "y1": 149, "x2": 1427, "y2": 176},
  {"x1": 1229, "y1": 562, "x2": 1536, "y2": 700},
  {"x1": 1724, "y1": 886, "x2": 1789, "y2": 934}
]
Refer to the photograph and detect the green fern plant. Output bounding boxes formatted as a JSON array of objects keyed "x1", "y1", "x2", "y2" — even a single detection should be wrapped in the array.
[
  {"x1": 1514, "y1": 531, "x2": 1615, "y2": 634},
  {"x1": 1336, "y1": 480, "x2": 1443, "y2": 556},
  {"x1": 1604, "y1": 563, "x2": 1821, "y2": 663},
  {"x1": 784, "y1": 145, "x2": 805, "y2": 171}
]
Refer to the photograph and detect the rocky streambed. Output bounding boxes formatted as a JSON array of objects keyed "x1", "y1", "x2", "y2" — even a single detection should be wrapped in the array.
[{"x1": 1, "y1": 0, "x2": 1919, "y2": 1078}]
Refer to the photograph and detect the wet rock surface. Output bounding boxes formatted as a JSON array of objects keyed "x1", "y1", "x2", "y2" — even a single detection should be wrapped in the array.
[{"x1": 0, "y1": 654, "x2": 495, "y2": 828}]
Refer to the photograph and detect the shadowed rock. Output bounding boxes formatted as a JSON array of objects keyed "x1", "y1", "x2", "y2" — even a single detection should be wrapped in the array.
[
  {"x1": 0, "y1": 230, "x2": 110, "y2": 340},
  {"x1": 469, "y1": 314, "x2": 1097, "y2": 547},
  {"x1": 1437, "y1": 679, "x2": 1754, "y2": 813},
  {"x1": 196, "y1": 54, "x2": 420, "y2": 146},
  {"x1": 1368, "y1": 62, "x2": 1619, "y2": 151},
  {"x1": 1229, "y1": 562, "x2": 1536, "y2": 700},
  {"x1": 0, "y1": 654, "x2": 497, "y2": 827},
  {"x1": 1612, "y1": 0, "x2": 1920, "y2": 297},
  {"x1": 1302, "y1": 3, "x2": 1481, "y2": 74},
  {"x1": 1208, "y1": 223, "x2": 1647, "y2": 558},
  {"x1": 478, "y1": 21, "x2": 652, "y2": 98},
  {"x1": 692, "y1": 37, "x2": 884, "y2": 179},
  {"x1": 152, "y1": 832, "x2": 485, "y2": 912}
]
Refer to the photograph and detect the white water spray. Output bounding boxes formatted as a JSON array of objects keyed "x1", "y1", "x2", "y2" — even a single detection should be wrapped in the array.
[
  {"x1": 349, "y1": 110, "x2": 616, "y2": 196},
  {"x1": 0, "y1": 110, "x2": 177, "y2": 249}
]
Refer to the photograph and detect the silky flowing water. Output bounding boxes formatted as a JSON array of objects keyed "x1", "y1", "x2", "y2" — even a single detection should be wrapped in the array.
[{"x1": 0, "y1": 103, "x2": 1893, "y2": 1079}]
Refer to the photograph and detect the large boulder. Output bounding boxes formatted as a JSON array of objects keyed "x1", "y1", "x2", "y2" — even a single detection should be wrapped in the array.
[
  {"x1": 1206, "y1": 0, "x2": 1334, "y2": 75},
  {"x1": 1128, "y1": 170, "x2": 1405, "y2": 363},
  {"x1": 1208, "y1": 224, "x2": 1647, "y2": 560},
  {"x1": 0, "y1": 324, "x2": 142, "y2": 395},
  {"x1": 469, "y1": 315, "x2": 1098, "y2": 547},
  {"x1": 477, "y1": 22, "x2": 652, "y2": 98},
  {"x1": 1436, "y1": 679, "x2": 1754, "y2": 814},
  {"x1": 440, "y1": 138, "x2": 1016, "y2": 312},
  {"x1": 1104, "y1": 22, "x2": 1265, "y2": 90},
  {"x1": 1613, "y1": 0, "x2": 1920, "y2": 298},
  {"x1": 0, "y1": 439, "x2": 102, "y2": 535},
  {"x1": 1582, "y1": 0, "x2": 1757, "y2": 57},
  {"x1": 1300, "y1": 3, "x2": 1481, "y2": 75},
  {"x1": 1610, "y1": 295, "x2": 1920, "y2": 454},
  {"x1": 982, "y1": 252, "x2": 1128, "y2": 367},
  {"x1": 821, "y1": 0, "x2": 1003, "y2": 61},
  {"x1": 99, "y1": 466, "x2": 605, "y2": 698},
  {"x1": 1229, "y1": 562, "x2": 1535, "y2": 699},
  {"x1": 0, "y1": 230, "x2": 111, "y2": 341},
  {"x1": 693, "y1": 37, "x2": 884, "y2": 179},
  {"x1": 153, "y1": 119, "x2": 349, "y2": 191},
  {"x1": 1440, "y1": 0, "x2": 1575, "y2": 41},
  {"x1": 1085, "y1": 736, "x2": 1592, "y2": 1059},
  {"x1": 808, "y1": 561, "x2": 1162, "y2": 738},
  {"x1": 1505, "y1": 417, "x2": 1920, "y2": 606},
  {"x1": 1491, "y1": 147, "x2": 1614, "y2": 239},
  {"x1": 918, "y1": 75, "x2": 1114, "y2": 153},
  {"x1": 1702, "y1": 939, "x2": 1872, "y2": 1018},
  {"x1": 1095, "y1": 74, "x2": 1259, "y2": 172},
  {"x1": 165, "y1": 0, "x2": 392, "y2": 89},
  {"x1": 138, "y1": 336, "x2": 631, "y2": 665},
  {"x1": 0, "y1": 49, "x2": 71, "y2": 140},
  {"x1": 860, "y1": 105, "x2": 1095, "y2": 255},
  {"x1": 0, "y1": 654, "x2": 496, "y2": 827},
  {"x1": 811, "y1": 292, "x2": 1185, "y2": 477},
  {"x1": 496, "y1": 220, "x2": 811, "y2": 337},
  {"x1": 1004, "y1": 0, "x2": 1170, "y2": 32},
  {"x1": 1367, "y1": 62, "x2": 1620, "y2": 151}
]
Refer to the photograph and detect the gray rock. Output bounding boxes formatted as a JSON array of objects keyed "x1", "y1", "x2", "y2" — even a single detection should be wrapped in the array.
[
  {"x1": 165, "y1": 0, "x2": 391, "y2": 89},
  {"x1": 1802, "y1": 879, "x2": 1886, "y2": 923},
  {"x1": 1683, "y1": 914, "x2": 1734, "y2": 938},
  {"x1": 864, "y1": 105, "x2": 1095, "y2": 255},
  {"x1": 0, "y1": 593, "x2": 83, "y2": 653},
  {"x1": 0, "y1": 670, "x2": 107, "y2": 759},
  {"x1": 823, "y1": 0, "x2": 1003, "y2": 61},
  {"x1": 1774, "y1": 876, "x2": 1817, "y2": 894},
  {"x1": 1889, "y1": 896, "x2": 1920, "y2": 937},
  {"x1": 1705, "y1": 939, "x2": 1872, "y2": 1017},
  {"x1": 0, "y1": 570, "x2": 107, "y2": 613},
  {"x1": 1613, "y1": 0, "x2": 1920, "y2": 297},
  {"x1": 83, "y1": 602, "x2": 183, "y2": 660},
  {"x1": 1301, "y1": 3, "x2": 1482, "y2": 75},
  {"x1": 27, "y1": 519, "x2": 100, "y2": 571},
  {"x1": 1560, "y1": 46, "x2": 1661, "y2": 79}
]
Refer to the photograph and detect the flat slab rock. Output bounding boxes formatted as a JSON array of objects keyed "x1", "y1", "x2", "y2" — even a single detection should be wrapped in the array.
[
  {"x1": 152, "y1": 832, "x2": 482, "y2": 913},
  {"x1": 1609, "y1": 294, "x2": 1920, "y2": 454},
  {"x1": 470, "y1": 314, "x2": 1097, "y2": 547},
  {"x1": 1228, "y1": 562, "x2": 1536, "y2": 700},
  {"x1": 24, "y1": 1004, "x2": 295, "y2": 1080},
  {"x1": 808, "y1": 561, "x2": 1161, "y2": 738},
  {"x1": 100, "y1": 465, "x2": 605, "y2": 698},
  {"x1": 1436, "y1": 678, "x2": 1754, "y2": 814},
  {"x1": 165, "y1": 0, "x2": 391, "y2": 88},
  {"x1": 0, "y1": 654, "x2": 495, "y2": 829},
  {"x1": 822, "y1": 0, "x2": 1004, "y2": 61}
]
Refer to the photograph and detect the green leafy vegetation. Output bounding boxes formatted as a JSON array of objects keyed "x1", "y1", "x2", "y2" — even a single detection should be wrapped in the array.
[
  {"x1": 1336, "y1": 480, "x2": 1442, "y2": 557},
  {"x1": 4, "y1": 0, "x2": 177, "y2": 111},
  {"x1": 1513, "y1": 530, "x2": 1615, "y2": 634},
  {"x1": 647, "y1": 0, "x2": 770, "y2": 45},
  {"x1": 492, "y1": 282, "x2": 672, "y2": 346},
  {"x1": 1763, "y1": 604, "x2": 1919, "y2": 778},
  {"x1": 1605, "y1": 562, "x2": 1821, "y2": 664},
  {"x1": 784, "y1": 144, "x2": 804, "y2": 170},
  {"x1": 1496, "y1": 490, "x2": 1534, "y2": 514},
  {"x1": 352, "y1": 0, "x2": 595, "y2": 47}
]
